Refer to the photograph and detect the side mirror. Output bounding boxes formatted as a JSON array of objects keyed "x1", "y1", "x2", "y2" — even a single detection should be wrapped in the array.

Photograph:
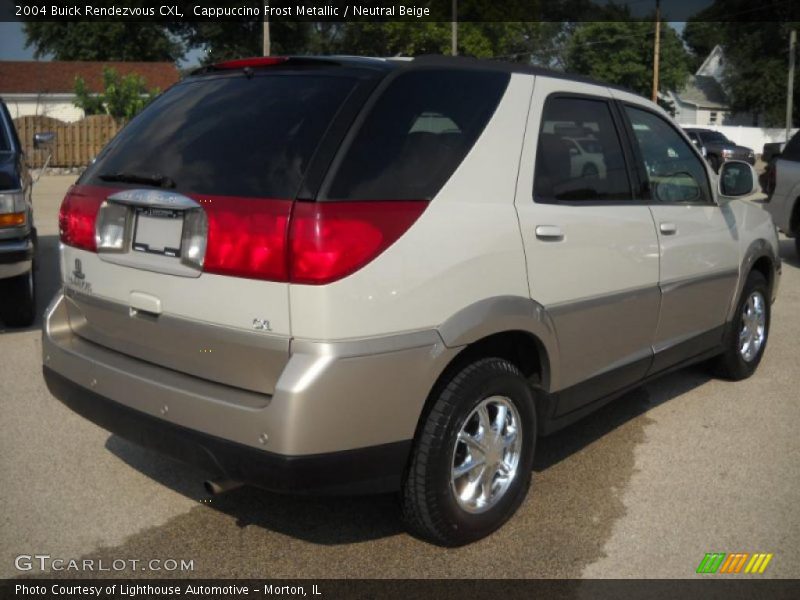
[
  {"x1": 33, "y1": 131, "x2": 55, "y2": 149},
  {"x1": 718, "y1": 160, "x2": 759, "y2": 199},
  {"x1": 568, "y1": 147, "x2": 578, "y2": 156}
]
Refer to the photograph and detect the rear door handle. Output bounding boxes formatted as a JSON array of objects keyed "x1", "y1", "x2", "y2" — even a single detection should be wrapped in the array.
[
  {"x1": 659, "y1": 222, "x2": 678, "y2": 235},
  {"x1": 535, "y1": 225, "x2": 564, "y2": 241}
]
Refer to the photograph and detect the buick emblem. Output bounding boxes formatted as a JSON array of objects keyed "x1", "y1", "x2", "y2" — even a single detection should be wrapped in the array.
[{"x1": 72, "y1": 258, "x2": 85, "y2": 280}]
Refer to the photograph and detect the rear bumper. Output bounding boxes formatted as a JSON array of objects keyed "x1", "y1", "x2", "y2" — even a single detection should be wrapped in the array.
[
  {"x1": 43, "y1": 366, "x2": 410, "y2": 494},
  {"x1": 42, "y1": 292, "x2": 457, "y2": 493},
  {"x1": 0, "y1": 236, "x2": 33, "y2": 279}
]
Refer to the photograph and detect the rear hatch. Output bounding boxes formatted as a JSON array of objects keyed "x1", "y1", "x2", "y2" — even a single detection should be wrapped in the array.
[{"x1": 58, "y1": 59, "x2": 381, "y2": 395}]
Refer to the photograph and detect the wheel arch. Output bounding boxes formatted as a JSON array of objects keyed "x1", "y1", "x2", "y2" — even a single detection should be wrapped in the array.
[
  {"x1": 412, "y1": 296, "x2": 561, "y2": 445},
  {"x1": 414, "y1": 328, "x2": 555, "y2": 449},
  {"x1": 726, "y1": 239, "x2": 779, "y2": 322}
]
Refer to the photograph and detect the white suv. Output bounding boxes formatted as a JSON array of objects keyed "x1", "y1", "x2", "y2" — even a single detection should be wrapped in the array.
[{"x1": 43, "y1": 56, "x2": 781, "y2": 546}]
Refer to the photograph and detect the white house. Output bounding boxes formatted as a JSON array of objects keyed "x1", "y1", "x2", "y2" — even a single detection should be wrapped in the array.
[
  {"x1": 0, "y1": 60, "x2": 180, "y2": 122},
  {"x1": 667, "y1": 45, "x2": 759, "y2": 127}
]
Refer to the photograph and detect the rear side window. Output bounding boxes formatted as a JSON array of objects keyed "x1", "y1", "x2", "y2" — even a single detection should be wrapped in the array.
[
  {"x1": 83, "y1": 74, "x2": 357, "y2": 198},
  {"x1": 324, "y1": 69, "x2": 509, "y2": 201},
  {"x1": 534, "y1": 97, "x2": 631, "y2": 202}
]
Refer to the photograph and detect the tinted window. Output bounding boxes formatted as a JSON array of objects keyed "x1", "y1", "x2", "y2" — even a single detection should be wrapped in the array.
[
  {"x1": 625, "y1": 106, "x2": 711, "y2": 204},
  {"x1": 699, "y1": 130, "x2": 730, "y2": 144},
  {"x1": 325, "y1": 69, "x2": 509, "y2": 201},
  {"x1": 0, "y1": 110, "x2": 11, "y2": 152},
  {"x1": 534, "y1": 97, "x2": 631, "y2": 202},
  {"x1": 83, "y1": 74, "x2": 357, "y2": 198}
]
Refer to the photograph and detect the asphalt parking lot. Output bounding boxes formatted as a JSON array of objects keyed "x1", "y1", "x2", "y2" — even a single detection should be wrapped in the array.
[{"x1": 1, "y1": 175, "x2": 798, "y2": 579}]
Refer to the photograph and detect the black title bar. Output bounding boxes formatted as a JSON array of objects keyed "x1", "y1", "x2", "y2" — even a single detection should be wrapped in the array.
[{"x1": 3, "y1": 0, "x2": 800, "y2": 22}]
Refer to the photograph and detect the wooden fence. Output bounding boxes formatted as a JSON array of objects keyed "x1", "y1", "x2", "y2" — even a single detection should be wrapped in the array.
[{"x1": 13, "y1": 115, "x2": 122, "y2": 168}]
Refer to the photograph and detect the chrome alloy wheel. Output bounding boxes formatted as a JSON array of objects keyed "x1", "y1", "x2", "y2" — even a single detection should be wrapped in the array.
[
  {"x1": 739, "y1": 291, "x2": 766, "y2": 362},
  {"x1": 450, "y1": 396, "x2": 522, "y2": 514}
]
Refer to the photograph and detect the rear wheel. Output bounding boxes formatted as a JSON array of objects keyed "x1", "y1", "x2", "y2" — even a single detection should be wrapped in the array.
[
  {"x1": 795, "y1": 235, "x2": 800, "y2": 258},
  {"x1": 0, "y1": 268, "x2": 36, "y2": 328},
  {"x1": 714, "y1": 271, "x2": 770, "y2": 380},
  {"x1": 401, "y1": 357, "x2": 537, "y2": 546}
]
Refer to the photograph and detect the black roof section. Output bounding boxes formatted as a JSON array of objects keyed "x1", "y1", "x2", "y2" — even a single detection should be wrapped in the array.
[
  {"x1": 189, "y1": 54, "x2": 640, "y2": 97},
  {"x1": 407, "y1": 55, "x2": 638, "y2": 95}
]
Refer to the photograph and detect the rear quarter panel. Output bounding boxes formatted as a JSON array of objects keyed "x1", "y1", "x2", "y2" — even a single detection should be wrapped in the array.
[{"x1": 289, "y1": 73, "x2": 535, "y2": 340}]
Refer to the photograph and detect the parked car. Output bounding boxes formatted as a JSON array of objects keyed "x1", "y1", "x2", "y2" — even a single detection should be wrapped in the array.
[
  {"x1": 0, "y1": 98, "x2": 42, "y2": 327},
  {"x1": 42, "y1": 56, "x2": 780, "y2": 546},
  {"x1": 562, "y1": 136, "x2": 607, "y2": 178},
  {"x1": 765, "y1": 129, "x2": 800, "y2": 256},
  {"x1": 684, "y1": 128, "x2": 756, "y2": 172}
]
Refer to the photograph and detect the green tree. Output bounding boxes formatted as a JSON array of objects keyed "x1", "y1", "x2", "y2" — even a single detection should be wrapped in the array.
[
  {"x1": 172, "y1": 22, "x2": 314, "y2": 65},
  {"x1": 684, "y1": 1, "x2": 800, "y2": 126},
  {"x1": 24, "y1": 22, "x2": 182, "y2": 62},
  {"x1": 566, "y1": 21, "x2": 691, "y2": 101},
  {"x1": 74, "y1": 68, "x2": 160, "y2": 122},
  {"x1": 682, "y1": 21, "x2": 724, "y2": 72}
]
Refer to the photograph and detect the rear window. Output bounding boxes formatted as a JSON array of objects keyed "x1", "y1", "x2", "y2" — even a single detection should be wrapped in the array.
[
  {"x1": 324, "y1": 69, "x2": 509, "y2": 201},
  {"x1": 83, "y1": 73, "x2": 358, "y2": 198},
  {"x1": 699, "y1": 131, "x2": 730, "y2": 144}
]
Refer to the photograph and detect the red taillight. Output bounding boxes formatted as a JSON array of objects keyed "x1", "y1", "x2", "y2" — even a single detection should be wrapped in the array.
[
  {"x1": 59, "y1": 184, "x2": 427, "y2": 284},
  {"x1": 213, "y1": 57, "x2": 289, "y2": 70},
  {"x1": 203, "y1": 197, "x2": 292, "y2": 281},
  {"x1": 288, "y1": 201, "x2": 427, "y2": 285},
  {"x1": 58, "y1": 186, "x2": 106, "y2": 251}
]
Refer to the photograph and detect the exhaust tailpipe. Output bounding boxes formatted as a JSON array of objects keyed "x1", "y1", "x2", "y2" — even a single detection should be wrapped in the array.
[{"x1": 204, "y1": 478, "x2": 243, "y2": 495}]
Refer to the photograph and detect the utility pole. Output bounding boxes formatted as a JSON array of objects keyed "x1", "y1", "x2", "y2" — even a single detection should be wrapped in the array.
[
  {"x1": 787, "y1": 29, "x2": 796, "y2": 141},
  {"x1": 263, "y1": 17, "x2": 271, "y2": 56},
  {"x1": 651, "y1": 0, "x2": 661, "y2": 103},
  {"x1": 451, "y1": 0, "x2": 458, "y2": 56}
]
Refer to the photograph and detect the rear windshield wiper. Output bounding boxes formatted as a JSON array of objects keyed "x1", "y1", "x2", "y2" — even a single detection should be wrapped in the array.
[{"x1": 98, "y1": 171, "x2": 176, "y2": 189}]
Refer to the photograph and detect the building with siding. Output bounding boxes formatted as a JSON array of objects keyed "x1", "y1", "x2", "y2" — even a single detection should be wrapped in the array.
[{"x1": 0, "y1": 60, "x2": 179, "y2": 122}]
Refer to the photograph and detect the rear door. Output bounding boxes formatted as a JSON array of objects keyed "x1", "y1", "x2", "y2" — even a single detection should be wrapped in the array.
[
  {"x1": 515, "y1": 78, "x2": 661, "y2": 413},
  {"x1": 618, "y1": 100, "x2": 739, "y2": 372},
  {"x1": 59, "y1": 66, "x2": 372, "y2": 394}
]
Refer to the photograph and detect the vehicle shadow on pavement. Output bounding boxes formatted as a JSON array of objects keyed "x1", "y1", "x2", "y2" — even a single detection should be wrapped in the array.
[
  {"x1": 105, "y1": 435, "x2": 405, "y2": 545},
  {"x1": 0, "y1": 234, "x2": 60, "y2": 333},
  {"x1": 534, "y1": 364, "x2": 712, "y2": 472},
  {"x1": 104, "y1": 363, "x2": 713, "y2": 548}
]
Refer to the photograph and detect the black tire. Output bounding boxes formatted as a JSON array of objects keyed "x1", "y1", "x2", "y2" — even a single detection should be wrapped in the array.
[
  {"x1": 582, "y1": 163, "x2": 599, "y2": 178},
  {"x1": 714, "y1": 271, "x2": 770, "y2": 381},
  {"x1": 401, "y1": 357, "x2": 537, "y2": 546},
  {"x1": 794, "y1": 235, "x2": 800, "y2": 258},
  {"x1": 0, "y1": 269, "x2": 36, "y2": 328}
]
